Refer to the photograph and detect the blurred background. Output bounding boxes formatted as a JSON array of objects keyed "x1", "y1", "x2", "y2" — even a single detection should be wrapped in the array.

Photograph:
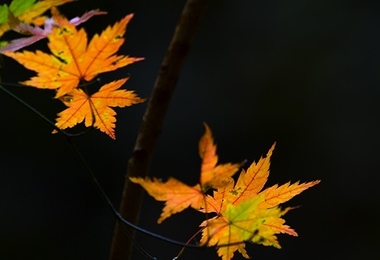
[{"x1": 1, "y1": 0, "x2": 379, "y2": 259}]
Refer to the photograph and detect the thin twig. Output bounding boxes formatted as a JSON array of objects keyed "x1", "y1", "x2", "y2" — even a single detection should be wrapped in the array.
[
  {"x1": 1, "y1": 82, "x2": 251, "y2": 256},
  {"x1": 0, "y1": 84, "x2": 204, "y2": 259},
  {"x1": 109, "y1": 0, "x2": 211, "y2": 259}
]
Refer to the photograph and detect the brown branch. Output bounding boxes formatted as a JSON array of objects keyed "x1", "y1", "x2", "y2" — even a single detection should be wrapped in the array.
[{"x1": 108, "y1": 0, "x2": 210, "y2": 259}]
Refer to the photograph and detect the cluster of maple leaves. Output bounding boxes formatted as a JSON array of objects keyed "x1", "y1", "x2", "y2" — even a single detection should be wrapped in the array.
[
  {"x1": 0, "y1": 1, "x2": 320, "y2": 260},
  {"x1": 131, "y1": 124, "x2": 320, "y2": 260},
  {"x1": 0, "y1": 0, "x2": 144, "y2": 139}
]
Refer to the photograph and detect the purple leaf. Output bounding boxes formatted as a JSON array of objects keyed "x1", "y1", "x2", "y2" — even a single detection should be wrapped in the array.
[{"x1": 0, "y1": 10, "x2": 106, "y2": 53}]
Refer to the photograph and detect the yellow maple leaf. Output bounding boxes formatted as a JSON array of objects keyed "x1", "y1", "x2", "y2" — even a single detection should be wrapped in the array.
[
  {"x1": 55, "y1": 78, "x2": 145, "y2": 139},
  {"x1": 257, "y1": 180, "x2": 321, "y2": 210},
  {"x1": 3, "y1": 10, "x2": 143, "y2": 98},
  {"x1": 202, "y1": 204, "x2": 297, "y2": 260},
  {"x1": 201, "y1": 195, "x2": 292, "y2": 260},
  {"x1": 130, "y1": 124, "x2": 241, "y2": 223}
]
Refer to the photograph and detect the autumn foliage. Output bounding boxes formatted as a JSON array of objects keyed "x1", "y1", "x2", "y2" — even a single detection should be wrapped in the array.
[
  {"x1": 1, "y1": 2, "x2": 144, "y2": 139},
  {"x1": 0, "y1": 1, "x2": 320, "y2": 260},
  {"x1": 0, "y1": 0, "x2": 73, "y2": 41},
  {"x1": 131, "y1": 124, "x2": 320, "y2": 260}
]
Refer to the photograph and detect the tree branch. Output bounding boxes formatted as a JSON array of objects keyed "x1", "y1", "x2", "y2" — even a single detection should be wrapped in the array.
[{"x1": 108, "y1": 0, "x2": 210, "y2": 259}]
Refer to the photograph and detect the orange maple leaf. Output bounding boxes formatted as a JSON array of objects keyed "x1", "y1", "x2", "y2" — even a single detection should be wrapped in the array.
[
  {"x1": 3, "y1": 9, "x2": 143, "y2": 97},
  {"x1": 129, "y1": 177, "x2": 204, "y2": 224},
  {"x1": 200, "y1": 144, "x2": 320, "y2": 259},
  {"x1": 203, "y1": 144, "x2": 275, "y2": 214},
  {"x1": 55, "y1": 78, "x2": 145, "y2": 139},
  {"x1": 130, "y1": 124, "x2": 241, "y2": 223},
  {"x1": 199, "y1": 123, "x2": 243, "y2": 190}
]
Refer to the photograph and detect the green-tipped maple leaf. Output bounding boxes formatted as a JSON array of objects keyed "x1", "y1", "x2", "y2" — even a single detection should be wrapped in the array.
[
  {"x1": 55, "y1": 78, "x2": 145, "y2": 139},
  {"x1": 0, "y1": 8, "x2": 106, "y2": 53},
  {"x1": 200, "y1": 144, "x2": 320, "y2": 260},
  {"x1": 0, "y1": 0, "x2": 73, "y2": 38},
  {"x1": 200, "y1": 195, "x2": 297, "y2": 260},
  {"x1": 3, "y1": 10, "x2": 143, "y2": 98},
  {"x1": 130, "y1": 124, "x2": 241, "y2": 223}
]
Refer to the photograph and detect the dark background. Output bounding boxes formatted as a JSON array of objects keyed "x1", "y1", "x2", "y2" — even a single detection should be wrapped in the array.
[{"x1": 1, "y1": 0, "x2": 379, "y2": 259}]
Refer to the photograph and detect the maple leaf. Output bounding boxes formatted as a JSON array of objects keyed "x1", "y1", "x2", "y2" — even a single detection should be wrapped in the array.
[
  {"x1": 199, "y1": 123, "x2": 243, "y2": 190},
  {"x1": 129, "y1": 177, "x2": 204, "y2": 224},
  {"x1": 200, "y1": 144, "x2": 320, "y2": 259},
  {"x1": 130, "y1": 125, "x2": 319, "y2": 259},
  {"x1": 200, "y1": 195, "x2": 296, "y2": 260},
  {"x1": 3, "y1": 11, "x2": 143, "y2": 98},
  {"x1": 0, "y1": 0, "x2": 73, "y2": 38},
  {"x1": 130, "y1": 124, "x2": 241, "y2": 223},
  {"x1": 203, "y1": 144, "x2": 275, "y2": 215},
  {"x1": 55, "y1": 78, "x2": 145, "y2": 139}
]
